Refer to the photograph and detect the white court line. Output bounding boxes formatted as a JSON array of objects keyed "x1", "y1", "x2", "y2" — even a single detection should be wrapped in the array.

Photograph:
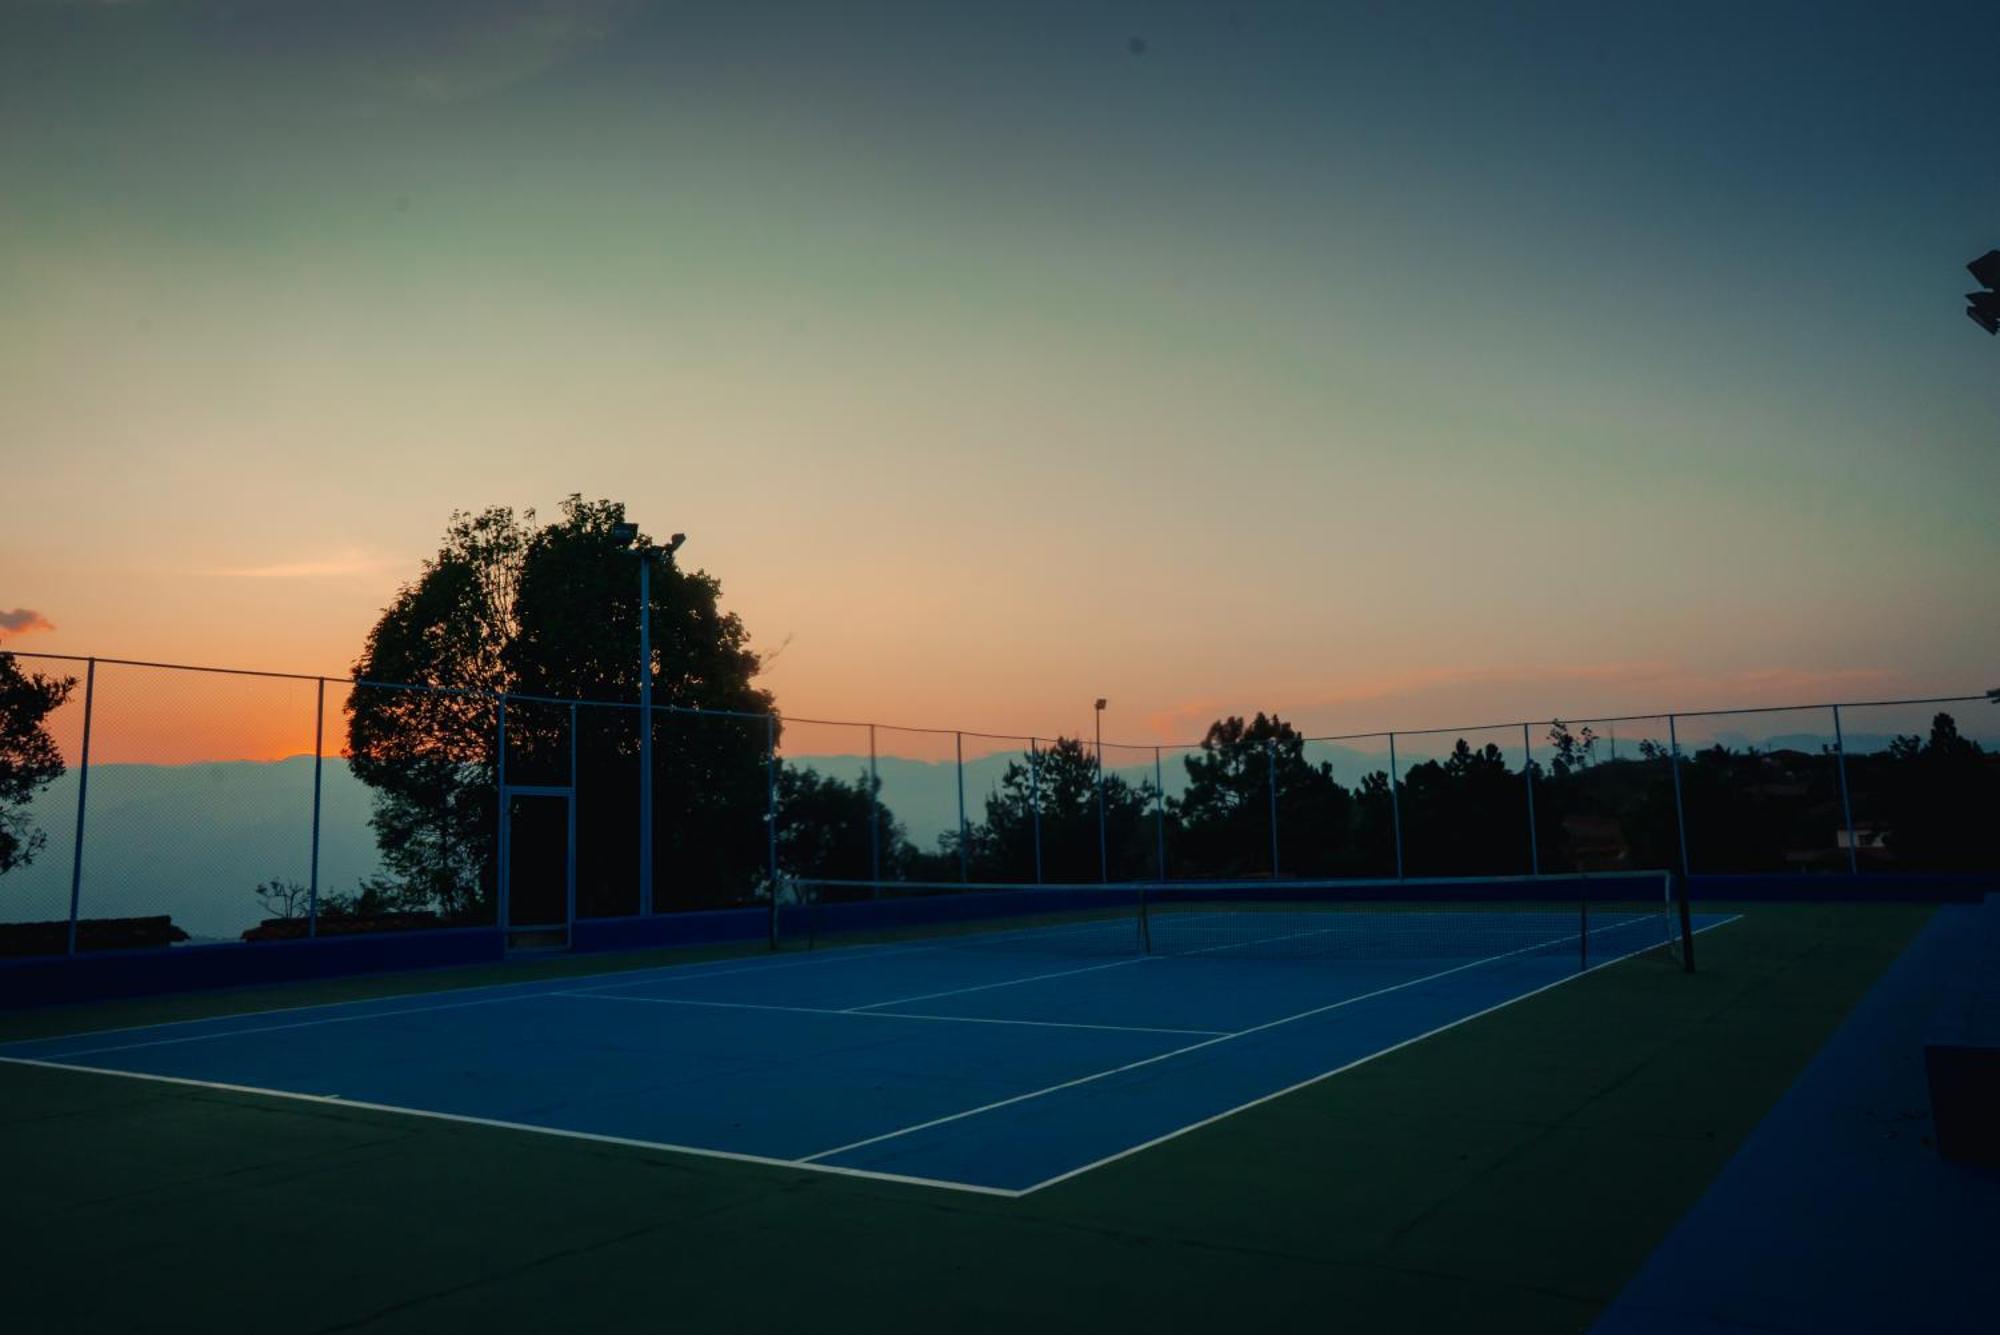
[
  {"x1": 42, "y1": 991, "x2": 561, "y2": 1060},
  {"x1": 0, "y1": 914, "x2": 1743, "y2": 1199},
  {"x1": 841, "y1": 956, "x2": 1156, "y2": 1012},
  {"x1": 1, "y1": 937, "x2": 942, "y2": 1054},
  {"x1": 796, "y1": 913, "x2": 1658, "y2": 1165},
  {"x1": 0, "y1": 1056, "x2": 1022, "y2": 1198},
  {"x1": 27, "y1": 941, "x2": 959, "y2": 1061},
  {"x1": 5, "y1": 908, "x2": 1229, "y2": 1061},
  {"x1": 555, "y1": 941, "x2": 941, "y2": 995},
  {"x1": 554, "y1": 991, "x2": 1225, "y2": 1038},
  {"x1": 1014, "y1": 913, "x2": 1744, "y2": 1195},
  {"x1": 1164, "y1": 909, "x2": 1662, "y2": 960}
]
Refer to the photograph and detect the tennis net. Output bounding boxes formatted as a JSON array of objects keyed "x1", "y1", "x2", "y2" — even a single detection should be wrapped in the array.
[{"x1": 782, "y1": 870, "x2": 1693, "y2": 972}]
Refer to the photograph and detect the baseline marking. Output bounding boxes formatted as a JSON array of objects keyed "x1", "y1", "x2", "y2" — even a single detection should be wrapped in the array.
[{"x1": 0, "y1": 1056, "x2": 1021, "y2": 1198}]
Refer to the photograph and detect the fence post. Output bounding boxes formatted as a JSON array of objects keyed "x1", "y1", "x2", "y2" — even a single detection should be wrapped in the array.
[
  {"x1": 868, "y1": 723, "x2": 880, "y2": 888},
  {"x1": 568, "y1": 702, "x2": 578, "y2": 934},
  {"x1": 955, "y1": 731, "x2": 968, "y2": 884},
  {"x1": 496, "y1": 695, "x2": 509, "y2": 933},
  {"x1": 308, "y1": 677, "x2": 324, "y2": 938},
  {"x1": 1095, "y1": 738, "x2": 1108, "y2": 884},
  {"x1": 65, "y1": 657, "x2": 96, "y2": 956},
  {"x1": 1154, "y1": 746, "x2": 1167, "y2": 880},
  {"x1": 1832, "y1": 704, "x2": 1858, "y2": 875},
  {"x1": 1266, "y1": 737, "x2": 1280, "y2": 877},
  {"x1": 766, "y1": 711, "x2": 779, "y2": 947},
  {"x1": 1522, "y1": 722, "x2": 1539, "y2": 877},
  {"x1": 1667, "y1": 713, "x2": 1692, "y2": 877},
  {"x1": 638, "y1": 560, "x2": 653, "y2": 918},
  {"x1": 1387, "y1": 732, "x2": 1405, "y2": 880},
  {"x1": 1030, "y1": 737, "x2": 1044, "y2": 884}
]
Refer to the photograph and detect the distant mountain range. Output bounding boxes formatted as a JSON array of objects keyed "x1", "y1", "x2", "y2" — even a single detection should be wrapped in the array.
[{"x1": 0, "y1": 725, "x2": 1973, "y2": 941}]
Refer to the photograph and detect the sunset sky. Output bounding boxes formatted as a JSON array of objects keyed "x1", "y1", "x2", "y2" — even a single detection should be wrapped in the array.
[{"x1": 4, "y1": 0, "x2": 1997, "y2": 762}]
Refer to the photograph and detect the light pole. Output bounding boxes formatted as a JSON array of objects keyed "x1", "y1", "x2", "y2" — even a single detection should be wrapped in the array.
[
  {"x1": 1094, "y1": 698, "x2": 1108, "y2": 882},
  {"x1": 613, "y1": 522, "x2": 684, "y2": 917}
]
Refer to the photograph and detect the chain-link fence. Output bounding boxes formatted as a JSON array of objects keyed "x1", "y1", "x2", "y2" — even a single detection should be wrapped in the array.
[{"x1": 1, "y1": 650, "x2": 1994, "y2": 957}]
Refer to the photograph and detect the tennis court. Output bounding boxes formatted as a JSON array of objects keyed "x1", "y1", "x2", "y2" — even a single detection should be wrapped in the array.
[{"x1": 0, "y1": 876, "x2": 1736, "y2": 1194}]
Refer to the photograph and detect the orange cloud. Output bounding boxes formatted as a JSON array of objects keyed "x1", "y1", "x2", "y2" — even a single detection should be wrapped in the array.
[{"x1": 0, "y1": 607, "x2": 56, "y2": 634}]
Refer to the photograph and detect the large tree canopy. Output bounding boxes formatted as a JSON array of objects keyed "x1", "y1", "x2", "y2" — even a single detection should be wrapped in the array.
[{"x1": 346, "y1": 497, "x2": 773, "y2": 919}]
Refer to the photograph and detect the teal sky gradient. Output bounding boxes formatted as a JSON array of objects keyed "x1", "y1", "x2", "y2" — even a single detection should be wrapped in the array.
[{"x1": 3, "y1": 1, "x2": 1995, "y2": 745}]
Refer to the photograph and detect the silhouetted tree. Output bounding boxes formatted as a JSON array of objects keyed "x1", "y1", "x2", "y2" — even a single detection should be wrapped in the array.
[
  {"x1": 1545, "y1": 720, "x2": 1598, "y2": 777},
  {"x1": 1528, "y1": 720, "x2": 1680, "y2": 873},
  {"x1": 1867, "y1": 713, "x2": 1997, "y2": 871},
  {"x1": 1352, "y1": 769, "x2": 1399, "y2": 876},
  {"x1": 1398, "y1": 739, "x2": 1530, "y2": 876},
  {"x1": 347, "y1": 497, "x2": 773, "y2": 920},
  {"x1": 1170, "y1": 714, "x2": 1356, "y2": 877},
  {"x1": 774, "y1": 763, "x2": 929, "y2": 894},
  {"x1": 967, "y1": 737, "x2": 1155, "y2": 882},
  {"x1": 251, "y1": 878, "x2": 312, "y2": 921},
  {"x1": 0, "y1": 649, "x2": 75, "y2": 877}
]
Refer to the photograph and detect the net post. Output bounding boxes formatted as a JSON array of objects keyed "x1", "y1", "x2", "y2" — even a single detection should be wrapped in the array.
[
  {"x1": 64, "y1": 657, "x2": 96, "y2": 957},
  {"x1": 1674, "y1": 871, "x2": 1696, "y2": 973},
  {"x1": 1387, "y1": 732, "x2": 1405, "y2": 880},
  {"x1": 308, "y1": 676, "x2": 324, "y2": 940},
  {"x1": 1266, "y1": 736, "x2": 1280, "y2": 877},
  {"x1": 766, "y1": 710, "x2": 780, "y2": 950},
  {"x1": 1137, "y1": 880, "x2": 1153, "y2": 955},
  {"x1": 1832, "y1": 704, "x2": 1858, "y2": 876}
]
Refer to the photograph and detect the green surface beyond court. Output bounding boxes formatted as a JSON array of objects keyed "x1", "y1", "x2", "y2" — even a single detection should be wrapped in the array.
[{"x1": 1, "y1": 904, "x2": 1931, "y2": 1334}]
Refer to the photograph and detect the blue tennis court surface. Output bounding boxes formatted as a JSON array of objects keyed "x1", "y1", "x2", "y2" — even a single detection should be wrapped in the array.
[{"x1": 0, "y1": 909, "x2": 1736, "y2": 1195}]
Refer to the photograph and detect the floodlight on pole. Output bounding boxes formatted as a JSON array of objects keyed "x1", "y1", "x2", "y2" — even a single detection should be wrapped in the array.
[{"x1": 621, "y1": 523, "x2": 685, "y2": 918}]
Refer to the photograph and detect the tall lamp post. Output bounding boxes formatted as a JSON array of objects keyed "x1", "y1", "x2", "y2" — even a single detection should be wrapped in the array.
[
  {"x1": 1094, "y1": 698, "x2": 1108, "y2": 882},
  {"x1": 613, "y1": 522, "x2": 684, "y2": 917}
]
